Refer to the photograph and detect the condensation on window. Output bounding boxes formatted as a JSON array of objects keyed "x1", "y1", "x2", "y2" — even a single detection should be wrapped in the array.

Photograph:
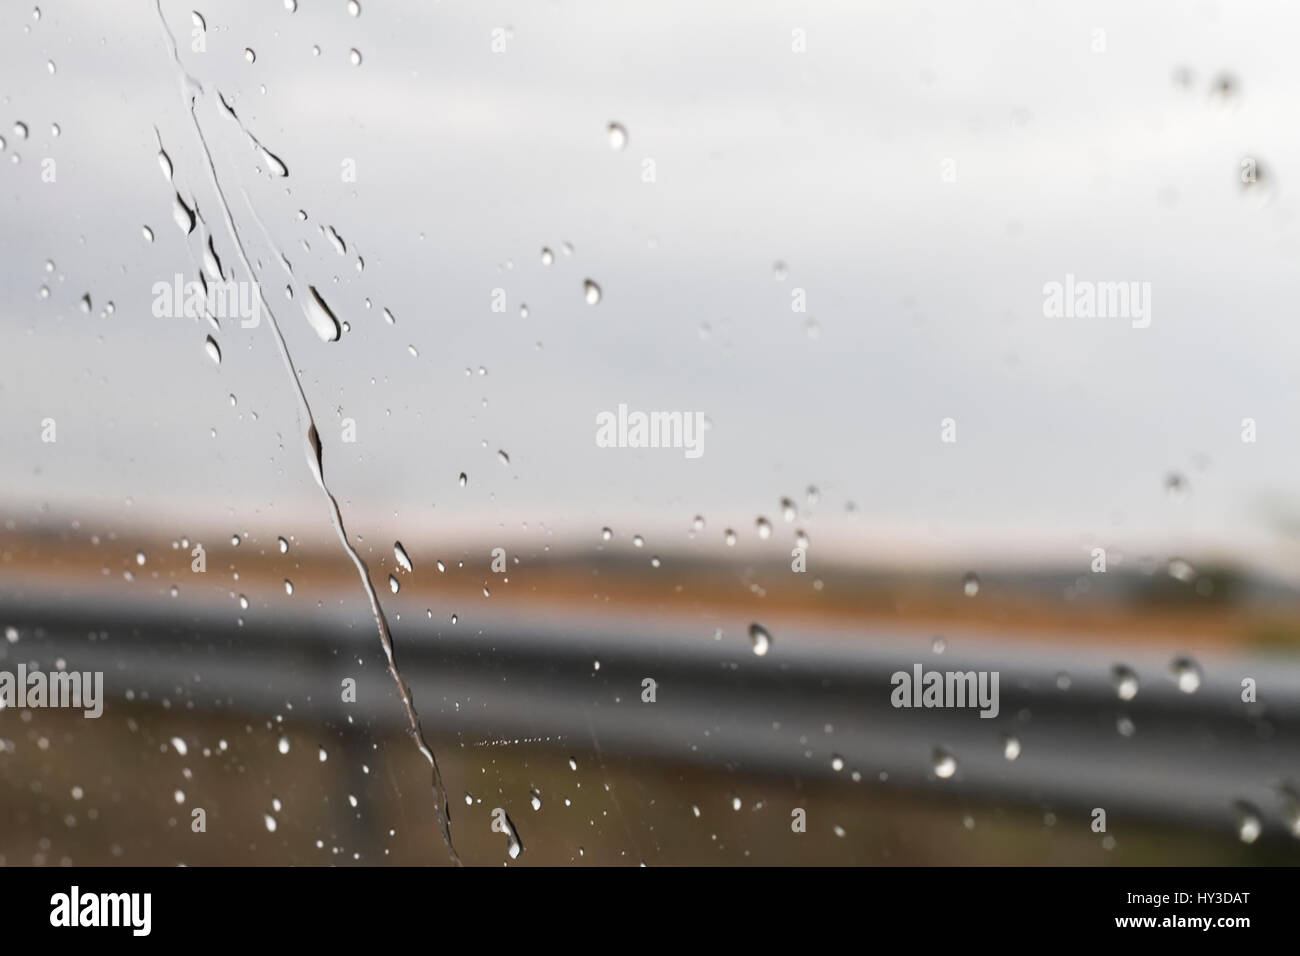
[{"x1": 0, "y1": 1, "x2": 1298, "y2": 866}]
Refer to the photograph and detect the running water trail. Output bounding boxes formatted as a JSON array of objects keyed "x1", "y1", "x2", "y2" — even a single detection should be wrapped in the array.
[{"x1": 153, "y1": 0, "x2": 461, "y2": 864}]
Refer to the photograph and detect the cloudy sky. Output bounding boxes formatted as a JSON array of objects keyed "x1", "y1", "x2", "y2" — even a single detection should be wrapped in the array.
[{"x1": 3, "y1": 0, "x2": 1300, "y2": 578}]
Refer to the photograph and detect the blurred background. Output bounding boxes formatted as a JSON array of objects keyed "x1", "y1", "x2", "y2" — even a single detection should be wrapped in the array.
[{"x1": 1, "y1": 0, "x2": 1298, "y2": 865}]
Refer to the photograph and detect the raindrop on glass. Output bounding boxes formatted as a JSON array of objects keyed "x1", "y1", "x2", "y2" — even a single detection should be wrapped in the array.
[
  {"x1": 1235, "y1": 802, "x2": 1262, "y2": 844},
  {"x1": 303, "y1": 286, "x2": 342, "y2": 342},
  {"x1": 933, "y1": 748, "x2": 957, "y2": 779},
  {"x1": 393, "y1": 541, "x2": 413, "y2": 573},
  {"x1": 1170, "y1": 656, "x2": 1202, "y2": 693},
  {"x1": 1112, "y1": 665, "x2": 1140, "y2": 701}
]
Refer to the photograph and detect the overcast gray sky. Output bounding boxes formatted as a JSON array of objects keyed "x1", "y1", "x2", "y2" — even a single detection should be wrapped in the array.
[{"x1": 3, "y1": 0, "x2": 1300, "y2": 578}]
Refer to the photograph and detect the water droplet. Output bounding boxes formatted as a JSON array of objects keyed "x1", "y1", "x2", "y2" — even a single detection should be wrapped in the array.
[
  {"x1": 755, "y1": 516, "x2": 772, "y2": 539},
  {"x1": 303, "y1": 286, "x2": 342, "y2": 342},
  {"x1": 530, "y1": 789, "x2": 542, "y2": 811},
  {"x1": 568, "y1": 757, "x2": 578, "y2": 771},
  {"x1": 458, "y1": 472, "x2": 468, "y2": 487},
  {"x1": 278, "y1": 536, "x2": 289, "y2": 554},
  {"x1": 606, "y1": 122, "x2": 627, "y2": 150},
  {"x1": 13, "y1": 121, "x2": 28, "y2": 140},
  {"x1": 540, "y1": 247, "x2": 554, "y2": 266},
  {"x1": 277, "y1": 736, "x2": 290, "y2": 754},
  {"x1": 1235, "y1": 802, "x2": 1262, "y2": 844},
  {"x1": 244, "y1": 48, "x2": 256, "y2": 63},
  {"x1": 1112, "y1": 665, "x2": 1140, "y2": 701},
  {"x1": 238, "y1": 594, "x2": 249, "y2": 610},
  {"x1": 497, "y1": 449, "x2": 510, "y2": 466},
  {"x1": 171, "y1": 736, "x2": 188, "y2": 756},
  {"x1": 1168, "y1": 558, "x2": 1196, "y2": 583},
  {"x1": 318, "y1": 747, "x2": 328, "y2": 762},
  {"x1": 142, "y1": 225, "x2": 154, "y2": 243},
  {"x1": 349, "y1": 48, "x2": 362, "y2": 66},
  {"x1": 1170, "y1": 656, "x2": 1202, "y2": 693},
  {"x1": 264, "y1": 813, "x2": 277, "y2": 832},
  {"x1": 748, "y1": 623, "x2": 771, "y2": 656},
  {"x1": 600, "y1": 527, "x2": 612, "y2": 541},
  {"x1": 204, "y1": 335, "x2": 221, "y2": 365},
  {"x1": 46, "y1": 60, "x2": 55, "y2": 75},
  {"x1": 724, "y1": 529, "x2": 736, "y2": 546},
  {"x1": 283, "y1": 579, "x2": 293, "y2": 595},
  {"x1": 1210, "y1": 72, "x2": 1238, "y2": 103},
  {"x1": 393, "y1": 541, "x2": 413, "y2": 573},
  {"x1": 583, "y1": 279, "x2": 602, "y2": 305},
  {"x1": 780, "y1": 498, "x2": 796, "y2": 522},
  {"x1": 830, "y1": 754, "x2": 844, "y2": 772},
  {"x1": 1165, "y1": 472, "x2": 1188, "y2": 501},
  {"x1": 931, "y1": 636, "x2": 946, "y2": 654},
  {"x1": 962, "y1": 572, "x2": 980, "y2": 597},
  {"x1": 1003, "y1": 735, "x2": 1021, "y2": 761},
  {"x1": 173, "y1": 194, "x2": 195, "y2": 235},
  {"x1": 795, "y1": 529, "x2": 809, "y2": 549},
  {"x1": 933, "y1": 748, "x2": 957, "y2": 779},
  {"x1": 388, "y1": 574, "x2": 400, "y2": 594},
  {"x1": 632, "y1": 535, "x2": 644, "y2": 548},
  {"x1": 772, "y1": 260, "x2": 788, "y2": 281},
  {"x1": 347, "y1": 0, "x2": 360, "y2": 14}
]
